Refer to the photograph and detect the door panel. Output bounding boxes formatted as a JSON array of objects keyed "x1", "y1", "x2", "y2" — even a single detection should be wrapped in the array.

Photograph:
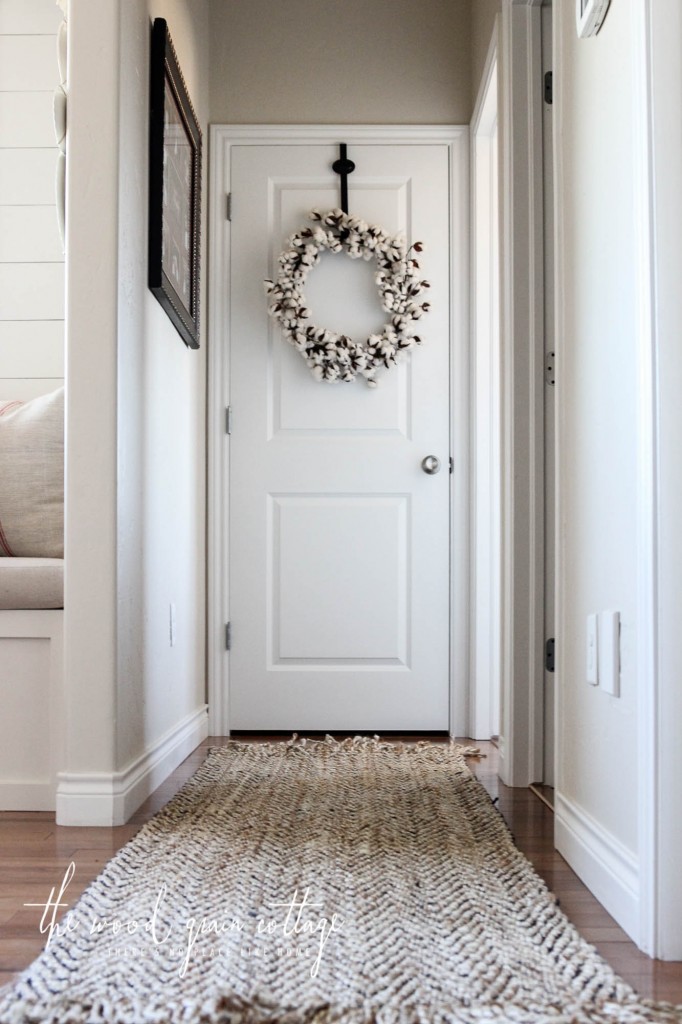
[
  {"x1": 229, "y1": 143, "x2": 452, "y2": 730},
  {"x1": 271, "y1": 494, "x2": 409, "y2": 664}
]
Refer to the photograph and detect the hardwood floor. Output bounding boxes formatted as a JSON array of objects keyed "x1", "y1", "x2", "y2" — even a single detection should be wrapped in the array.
[{"x1": 0, "y1": 736, "x2": 681, "y2": 1004}]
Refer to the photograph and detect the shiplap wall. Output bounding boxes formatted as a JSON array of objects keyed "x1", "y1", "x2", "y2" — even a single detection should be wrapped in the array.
[{"x1": 0, "y1": 0, "x2": 64, "y2": 401}]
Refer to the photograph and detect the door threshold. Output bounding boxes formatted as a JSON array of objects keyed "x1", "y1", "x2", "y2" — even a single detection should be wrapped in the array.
[{"x1": 230, "y1": 730, "x2": 451, "y2": 743}]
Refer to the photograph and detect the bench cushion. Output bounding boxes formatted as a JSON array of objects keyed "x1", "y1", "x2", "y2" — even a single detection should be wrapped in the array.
[
  {"x1": 0, "y1": 558, "x2": 64, "y2": 609},
  {"x1": 0, "y1": 388, "x2": 64, "y2": 558}
]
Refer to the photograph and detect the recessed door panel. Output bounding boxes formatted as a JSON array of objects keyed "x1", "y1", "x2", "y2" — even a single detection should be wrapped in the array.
[{"x1": 269, "y1": 494, "x2": 409, "y2": 665}]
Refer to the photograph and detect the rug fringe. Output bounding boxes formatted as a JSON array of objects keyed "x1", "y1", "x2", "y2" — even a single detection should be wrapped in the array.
[
  {"x1": 4, "y1": 990, "x2": 681, "y2": 1024},
  {"x1": 217, "y1": 735, "x2": 487, "y2": 761}
]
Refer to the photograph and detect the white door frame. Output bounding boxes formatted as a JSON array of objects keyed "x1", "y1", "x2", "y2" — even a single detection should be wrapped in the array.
[
  {"x1": 469, "y1": 26, "x2": 502, "y2": 740},
  {"x1": 638, "y1": 0, "x2": 682, "y2": 959},
  {"x1": 497, "y1": 0, "x2": 547, "y2": 787},
  {"x1": 207, "y1": 125, "x2": 470, "y2": 737}
]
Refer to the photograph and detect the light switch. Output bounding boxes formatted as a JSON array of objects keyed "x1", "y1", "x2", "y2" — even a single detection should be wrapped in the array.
[
  {"x1": 598, "y1": 610, "x2": 620, "y2": 697},
  {"x1": 586, "y1": 613, "x2": 598, "y2": 685}
]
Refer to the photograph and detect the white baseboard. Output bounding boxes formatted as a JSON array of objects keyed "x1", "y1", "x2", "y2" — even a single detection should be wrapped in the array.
[
  {"x1": 55, "y1": 704, "x2": 209, "y2": 826},
  {"x1": 555, "y1": 791, "x2": 640, "y2": 943}
]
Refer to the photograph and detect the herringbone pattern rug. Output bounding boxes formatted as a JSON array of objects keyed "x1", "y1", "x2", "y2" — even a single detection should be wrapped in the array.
[{"x1": 1, "y1": 738, "x2": 680, "y2": 1023}]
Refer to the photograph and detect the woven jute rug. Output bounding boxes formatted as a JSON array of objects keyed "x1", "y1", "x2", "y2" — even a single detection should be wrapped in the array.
[{"x1": 1, "y1": 737, "x2": 680, "y2": 1024}]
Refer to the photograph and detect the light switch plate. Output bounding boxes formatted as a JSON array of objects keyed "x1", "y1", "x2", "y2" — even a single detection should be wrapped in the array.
[
  {"x1": 586, "y1": 613, "x2": 598, "y2": 685},
  {"x1": 598, "y1": 610, "x2": 620, "y2": 697}
]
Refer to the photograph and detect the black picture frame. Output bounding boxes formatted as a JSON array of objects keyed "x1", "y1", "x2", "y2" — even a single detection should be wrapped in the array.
[{"x1": 148, "y1": 18, "x2": 201, "y2": 349}]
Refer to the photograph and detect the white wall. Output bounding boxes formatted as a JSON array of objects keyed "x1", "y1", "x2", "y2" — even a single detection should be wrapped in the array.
[
  {"x1": 59, "y1": 0, "x2": 209, "y2": 825},
  {"x1": 209, "y1": 0, "x2": 472, "y2": 125},
  {"x1": 117, "y1": 0, "x2": 209, "y2": 770},
  {"x1": 554, "y1": 0, "x2": 641, "y2": 939},
  {"x1": 641, "y1": 0, "x2": 682, "y2": 961},
  {"x1": 0, "y1": 0, "x2": 64, "y2": 401}
]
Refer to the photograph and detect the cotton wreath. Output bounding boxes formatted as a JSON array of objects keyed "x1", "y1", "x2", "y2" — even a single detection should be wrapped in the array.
[{"x1": 264, "y1": 208, "x2": 431, "y2": 387}]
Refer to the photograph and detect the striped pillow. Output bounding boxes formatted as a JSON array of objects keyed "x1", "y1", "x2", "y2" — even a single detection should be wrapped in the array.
[{"x1": 0, "y1": 388, "x2": 64, "y2": 558}]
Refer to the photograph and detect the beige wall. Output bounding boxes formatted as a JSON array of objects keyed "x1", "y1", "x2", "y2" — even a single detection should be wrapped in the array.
[
  {"x1": 555, "y1": 0, "x2": 639, "y2": 855},
  {"x1": 471, "y1": 0, "x2": 500, "y2": 104},
  {"x1": 209, "y1": 0, "x2": 472, "y2": 125}
]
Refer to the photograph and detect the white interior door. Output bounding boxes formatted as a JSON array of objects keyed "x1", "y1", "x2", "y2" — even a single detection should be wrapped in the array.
[{"x1": 227, "y1": 141, "x2": 453, "y2": 731}]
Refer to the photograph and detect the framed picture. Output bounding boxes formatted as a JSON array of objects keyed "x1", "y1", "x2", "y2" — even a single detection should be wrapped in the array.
[
  {"x1": 576, "y1": 0, "x2": 611, "y2": 37},
  {"x1": 148, "y1": 18, "x2": 201, "y2": 349}
]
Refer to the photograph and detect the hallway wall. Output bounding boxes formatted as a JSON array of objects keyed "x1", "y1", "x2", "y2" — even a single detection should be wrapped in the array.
[
  {"x1": 209, "y1": 0, "x2": 472, "y2": 125},
  {"x1": 554, "y1": 0, "x2": 640, "y2": 938},
  {"x1": 640, "y1": 0, "x2": 682, "y2": 961},
  {"x1": 116, "y1": 0, "x2": 209, "y2": 769},
  {"x1": 59, "y1": 0, "x2": 209, "y2": 824},
  {"x1": 471, "y1": 0, "x2": 500, "y2": 101}
]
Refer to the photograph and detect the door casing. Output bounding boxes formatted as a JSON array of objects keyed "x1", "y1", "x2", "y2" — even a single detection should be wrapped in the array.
[
  {"x1": 470, "y1": 25, "x2": 502, "y2": 742},
  {"x1": 207, "y1": 125, "x2": 470, "y2": 736}
]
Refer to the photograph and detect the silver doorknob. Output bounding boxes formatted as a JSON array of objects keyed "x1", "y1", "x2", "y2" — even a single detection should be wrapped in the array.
[{"x1": 421, "y1": 455, "x2": 441, "y2": 475}]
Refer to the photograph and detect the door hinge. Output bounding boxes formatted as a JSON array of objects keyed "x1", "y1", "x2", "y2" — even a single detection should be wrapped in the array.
[
  {"x1": 545, "y1": 351, "x2": 556, "y2": 386},
  {"x1": 226, "y1": 405, "x2": 232, "y2": 435},
  {"x1": 226, "y1": 193, "x2": 232, "y2": 221},
  {"x1": 449, "y1": 456, "x2": 454, "y2": 475},
  {"x1": 225, "y1": 622, "x2": 232, "y2": 651},
  {"x1": 544, "y1": 71, "x2": 553, "y2": 105},
  {"x1": 545, "y1": 637, "x2": 555, "y2": 673}
]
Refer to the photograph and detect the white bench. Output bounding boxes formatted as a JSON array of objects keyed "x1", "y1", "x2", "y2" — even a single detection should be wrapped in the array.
[
  {"x1": 0, "y1": 559, "x2": 63, "y2": 810},
  {"x1": 0, "y1": 391, "x2": 64, "y2": 811}
]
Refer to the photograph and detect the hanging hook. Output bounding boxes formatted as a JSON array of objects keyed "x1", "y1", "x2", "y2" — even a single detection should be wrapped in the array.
[{"x1": 332, "y1": 143, "x2": 355, "y2": 215}]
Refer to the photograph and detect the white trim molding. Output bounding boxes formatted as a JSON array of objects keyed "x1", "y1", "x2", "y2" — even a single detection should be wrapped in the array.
[
  {"x1": 469, "y1": 22, "x2": 502, "y2": 741},
  {"x1": 555, "y1": 793, "x2": 640, "y2": 941},
  {"x1": 631, "y1": 0, "x2": 659, "y2": 960},
  {"x1": 208, "y1": 125, "x2": 470, "y2": 738},
  {"x1": 56, "y1": 705, "x2": 208, "y2": 826},
  {"x1": 633, "y1": 0, "x2": 682, "y2": 961},
  {"x1": 497, "y1": 1, "x2": 546, "y2": 785}
]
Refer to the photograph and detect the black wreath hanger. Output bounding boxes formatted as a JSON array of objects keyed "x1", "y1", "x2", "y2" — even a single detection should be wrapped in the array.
[{"x1": 332, "y1": 144, "x2": 355, "y2": 214}]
